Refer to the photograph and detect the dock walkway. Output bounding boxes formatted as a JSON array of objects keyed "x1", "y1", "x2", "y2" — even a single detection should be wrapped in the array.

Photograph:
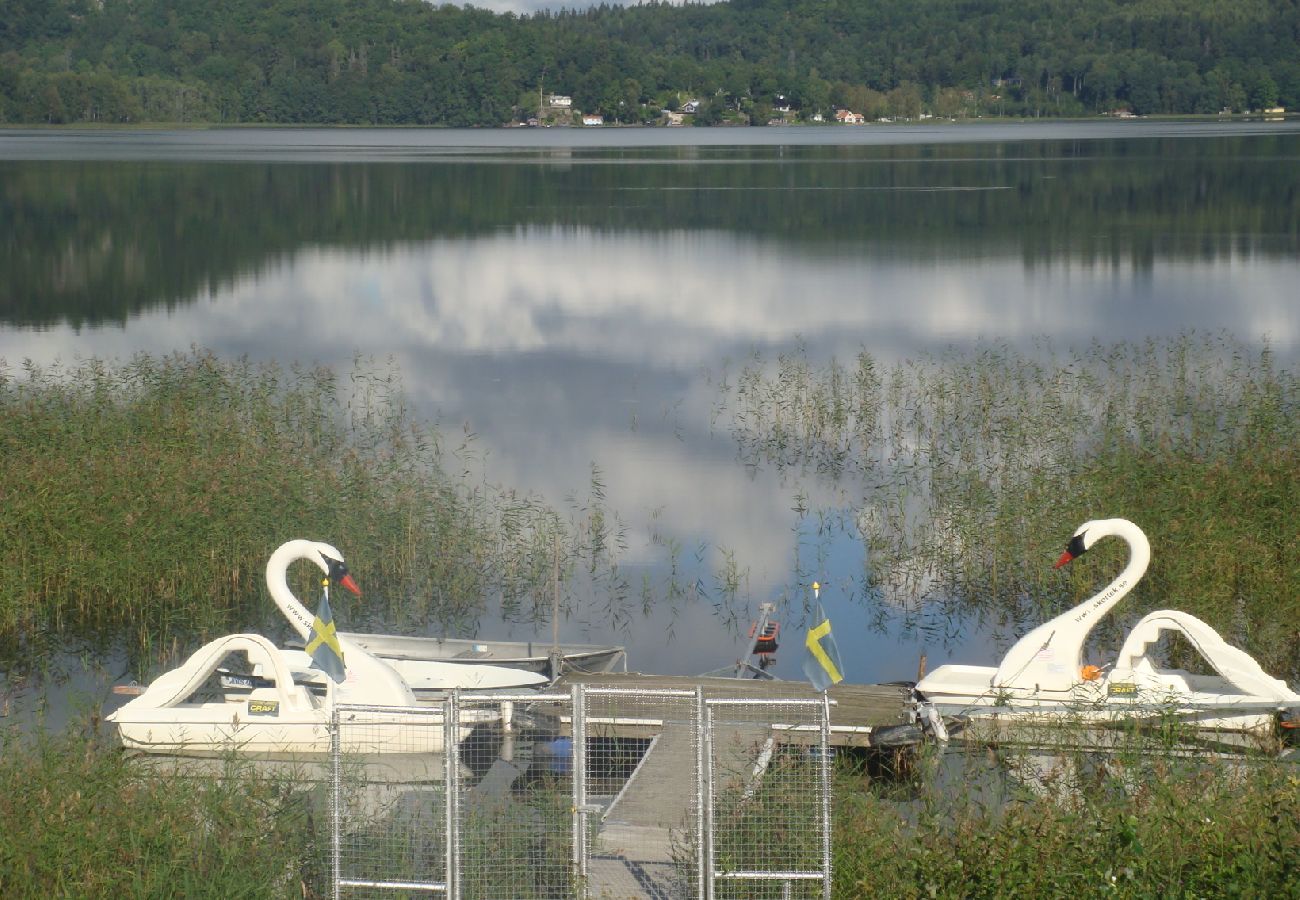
[{"x1": 553, "y1": 673, "x2": 912, "y2": 898}]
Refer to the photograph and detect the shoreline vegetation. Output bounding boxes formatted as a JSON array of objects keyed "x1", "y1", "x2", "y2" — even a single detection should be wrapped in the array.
[
  {"x1": 0, "y1": 111, "x2": 1294, "y2": 131},
  {"x1": 0, "y1": 350, "x2": 629, "y2": 677},
  {"x1": 1, "y1": 716, "x2": 1297, "y2": 897},
  {"x1": 716, "y1": 333, "x2": 1299, "y2": 684},
  {"x1": 1, "y1": 335, "x2": 1297, "y2": 895},
  {"x1": 0, "y1": 0, "x2": 1295, "y2": 127}
]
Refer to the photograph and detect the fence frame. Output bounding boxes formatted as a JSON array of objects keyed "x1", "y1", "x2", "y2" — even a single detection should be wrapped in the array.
[
  {"x1": 703, "y1": 695, "x2": 833, "y2": 899},
  {"x1": 329, "y1": 686, "x2": 832, "y2": 899}
]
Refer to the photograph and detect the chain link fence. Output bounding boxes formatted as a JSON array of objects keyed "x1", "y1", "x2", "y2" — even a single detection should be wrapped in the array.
[{"x1": 329, "y1": 687, "x2": 832, "y2": 899}]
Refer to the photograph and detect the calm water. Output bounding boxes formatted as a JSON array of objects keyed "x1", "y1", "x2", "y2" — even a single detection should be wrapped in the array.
[{"x1": 3, "y1": 121, "x2": 1299, "y2": 703}]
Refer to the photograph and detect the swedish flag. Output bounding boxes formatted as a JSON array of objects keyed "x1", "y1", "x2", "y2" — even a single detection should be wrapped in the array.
[
  {"x1": 802, "y1": 601, "x2": 843, "y2": 692},
  {"x1": 305, "y1": 591, "x2": 347, "y2": 683}
]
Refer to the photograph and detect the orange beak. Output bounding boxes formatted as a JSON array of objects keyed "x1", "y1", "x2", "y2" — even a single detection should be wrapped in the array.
[
  {"x1": 340, "y1": 573, "x2": 362, "y2": 596},
  {"x1": 1054, "y1": 550, "x2": 1074, "y2": 569}
]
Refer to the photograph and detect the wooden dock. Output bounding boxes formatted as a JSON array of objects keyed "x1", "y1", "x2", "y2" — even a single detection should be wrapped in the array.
[
  {"x1": 554, "y1": 671, "x2": 914, "y2": 748},
  {"x1": 542, "y1": 673, "x2": 914, "y2": 898}
]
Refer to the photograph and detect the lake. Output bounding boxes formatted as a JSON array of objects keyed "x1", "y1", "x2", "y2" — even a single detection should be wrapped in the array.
[{"x1": 2, "y1": 120, "x2": 1298, "y2": 704}]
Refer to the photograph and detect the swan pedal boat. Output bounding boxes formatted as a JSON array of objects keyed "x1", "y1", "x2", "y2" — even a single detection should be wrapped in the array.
[
  {"x1": 107, "y1": 540, "x2": 548, "y2": 756},
  {"x1": 916, "y1": 519, "x2": 1300, "y2": 736}
]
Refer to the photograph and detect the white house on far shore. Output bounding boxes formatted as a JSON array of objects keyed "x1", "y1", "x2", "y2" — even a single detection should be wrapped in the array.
[
  {"x1": 582, "y1": 114, "x2": 604, "y2": 126},
  {"x1": 547, "y1": 94, "x2": 572, "y2": 108}
]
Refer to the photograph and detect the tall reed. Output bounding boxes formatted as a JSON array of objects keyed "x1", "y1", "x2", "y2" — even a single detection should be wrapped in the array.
[
  {"x1": 0, "y1": 722, "x2": 317, "y2": 898},
  {"x1": 718, "y1": 333, "x2": 1300, "y2": 679},
  {"x1": 833, "y1": 747, "x2": 1300, "y2": 898},
  {"x1": 0, "y1": 350, "x2": 588, "y2": 674}
]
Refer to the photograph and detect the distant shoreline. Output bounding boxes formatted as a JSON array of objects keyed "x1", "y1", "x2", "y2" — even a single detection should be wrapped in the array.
[{"x1": 2, "y1": 117, "x2": 1298, "y2": 162}]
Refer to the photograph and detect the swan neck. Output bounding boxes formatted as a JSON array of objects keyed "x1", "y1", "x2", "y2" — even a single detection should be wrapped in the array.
[
  {"x1": 1071, "y1": 520, "x2": 1150, "y2": 629},
  {"x1": 990, "y1": 519, "x2": 1151, "y2": 691},
  {"x1": 266, "y1": 540, "x2": 318, "y2": 641}
]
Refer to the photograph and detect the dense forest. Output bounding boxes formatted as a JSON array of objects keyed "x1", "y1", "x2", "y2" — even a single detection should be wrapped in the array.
[{"x1": 0, "y1": 0, "x2": 1296, "y2": 126}]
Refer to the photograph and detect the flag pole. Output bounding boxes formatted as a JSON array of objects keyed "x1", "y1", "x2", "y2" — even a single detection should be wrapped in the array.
[{"x1": 323, "y1": 577, "x2": 335, "y2": 707}]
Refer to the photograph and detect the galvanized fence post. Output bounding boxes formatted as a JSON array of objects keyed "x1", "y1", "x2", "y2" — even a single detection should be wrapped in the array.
[
  {"x1": 444, "y1": 690, "x2": 460, "y2": 900},
  {"x1": 571, "y1": 683, "x2": 589, "y2": 896},
  {"x1": 697, "y1": 686, "x2": 713, "y2": 900},
  {"x1": 820, "y1": 692, "x2": 833, "y2": 900},
  {"x1": 330, "y1": 703, "x2": 341, "y2": 900}
]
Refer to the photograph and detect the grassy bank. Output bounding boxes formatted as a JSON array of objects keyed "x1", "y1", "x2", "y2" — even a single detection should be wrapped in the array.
[
  {"x1": 834, "y1": 747, "x2": 1300, "y2": 898},
  {"x1": 0, "y1": 725, "x2": 319, "y2": 898},
  {"x1": 3, "y1": 717, "x2": 1296, "y2": 898}
]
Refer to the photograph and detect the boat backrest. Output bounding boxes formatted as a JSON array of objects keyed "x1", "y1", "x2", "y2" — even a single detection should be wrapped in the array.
[
  {"x1": 134, "y1": 633, "x2": 317, "y2": 712},
  {"x1": 1114, "y1": 611, "x2": 1299, "y2": 701}
]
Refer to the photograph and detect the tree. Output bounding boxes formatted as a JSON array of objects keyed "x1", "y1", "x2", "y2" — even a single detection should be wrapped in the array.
[
  {"x1": 886, "y1": 81, "x2": 922, "y2": 118},
  {"x1": 933, "y1": 86, "x2": 969, "y2": 118},
  {"x1": 1245, "y1": 67, "x2": 1279, "y2": 110},
  {"x1": 692, "y1": 97, "x2": 723, "y2": 125},
  {"x1": 797, "y1": 71, "x2": 830, "y2": 119},
  {"x1": 40, "y1": 81, "x2": 65, "y2": 122},
  {"x1": 1207, "y1": 65, "x2": 1246, "y2": 113},
  {"x1": 1, "y1": 0, "x2": 1298, "y2": 123}
]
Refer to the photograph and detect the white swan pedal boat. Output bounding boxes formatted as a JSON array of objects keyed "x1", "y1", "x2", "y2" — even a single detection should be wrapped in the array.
[
  {"x1": 107, "y1": 540, "x2": 547, "y2": 756},
  {"x1": 916, "y1": 518, "x2": 1300, "y2": 735}
]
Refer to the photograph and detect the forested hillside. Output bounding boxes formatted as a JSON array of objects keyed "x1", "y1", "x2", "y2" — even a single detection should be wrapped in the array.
[{"x1": 1, "y1": 0, "x2": 1296, "y2": 125}]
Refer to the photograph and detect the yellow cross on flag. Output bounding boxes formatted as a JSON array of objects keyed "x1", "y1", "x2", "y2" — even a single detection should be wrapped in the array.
[
  {"x1": 305, "y1": 592, "x2": 346, "y2": 683},
  {"x1": 802, "y1": 602, "x2": 843, "y2": 692}
]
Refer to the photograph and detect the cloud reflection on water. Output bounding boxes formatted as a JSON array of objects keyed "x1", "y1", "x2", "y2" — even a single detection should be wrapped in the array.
[
  {"x1": 146, "y1": 228, "x2": 1299, "y2": 363},
  {"x1": 3, "y1": 226, "x2": 1297, "y2": 679}
]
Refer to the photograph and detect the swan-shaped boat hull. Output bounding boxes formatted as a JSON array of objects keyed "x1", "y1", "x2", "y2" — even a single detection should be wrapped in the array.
[
  {"x1": 916, "y1": 519, "x2": 1300, "y2": 735},
  {"x1": 107, "y1": 541, "x2": 545, "y2": 756}
]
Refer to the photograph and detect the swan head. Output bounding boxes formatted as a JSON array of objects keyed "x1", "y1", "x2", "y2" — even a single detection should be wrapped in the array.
[
  {"x1": 323, "y1": 550, "x2": 362, "y2": 597},
  {"x1": 297, "y1": 540, "x2": 363, "y2": 596},
  {"x1": 1053, "y1": 518, "x2": 1143, "y2": 569}
]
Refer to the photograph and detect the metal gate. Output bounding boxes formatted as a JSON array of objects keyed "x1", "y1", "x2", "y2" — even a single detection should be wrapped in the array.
[{"x1": 329, "y1": 687, "x2": 832, "y2": 899}]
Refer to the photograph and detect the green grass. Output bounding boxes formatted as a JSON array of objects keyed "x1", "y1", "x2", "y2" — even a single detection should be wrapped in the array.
[
  {"x1": 833, "y1": 747, "x2": 1300, "y2": 898},
  {"x1": 2, "y1": 713, "x2": 1297, "y2": 897},
  {"x1": 0, "y1": 723, "x2": 319, "y2": 898}
]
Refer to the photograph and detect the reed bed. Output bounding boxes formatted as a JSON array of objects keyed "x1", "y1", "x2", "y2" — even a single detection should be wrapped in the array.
[
  {"x1": 5, "y1": 339, "x2": 1296, "y2": 898},
  {"x1": 718, "y1": 333, "x2": 1300, "y2": 681},
  {"x1": 0, "y1": 350, "x2": 594, "y2": 674},
  {"x1": 833, "y1": 746, "x2": 1300, "y2": 898},
  {"x1": 0, "y1": 723, "x2": 318, "y2": 898}
]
